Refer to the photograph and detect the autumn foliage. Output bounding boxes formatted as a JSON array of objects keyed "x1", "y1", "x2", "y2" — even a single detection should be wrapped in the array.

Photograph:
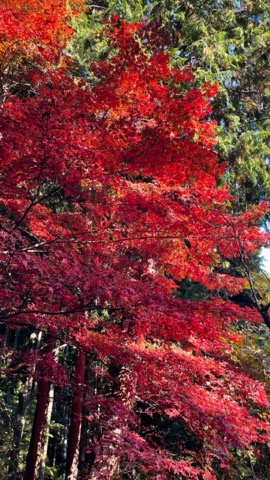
[{"x1": 0, "y1": 1, "x2": 269, "y2": 479}]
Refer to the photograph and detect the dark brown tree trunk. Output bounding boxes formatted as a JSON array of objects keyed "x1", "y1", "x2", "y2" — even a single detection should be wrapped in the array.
[
  {"x1": 23, "y1": 334, "x2": 55, "y2": 480},
  {"x1": 66, "y1": 349, "x2": 86, "y2": 480}
]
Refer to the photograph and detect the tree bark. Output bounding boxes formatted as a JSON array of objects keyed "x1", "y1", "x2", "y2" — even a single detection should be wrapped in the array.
[
  {"x1": 23, "y1": 334, "x2": 55, "y2": 480},
  {"x1": 38, "y1": 381, "x2": 55, "y2": 480},
  {"x1": 56, "y1": 391, "x2": 70, "y2": 479},
  {"x1": 65, "y1": 349, "x2": 86, "y2": 480}
]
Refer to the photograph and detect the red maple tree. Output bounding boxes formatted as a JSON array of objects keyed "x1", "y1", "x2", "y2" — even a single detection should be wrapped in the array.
[{"x1": 0, "y1": 2, "x2": 269, "y2": 479}]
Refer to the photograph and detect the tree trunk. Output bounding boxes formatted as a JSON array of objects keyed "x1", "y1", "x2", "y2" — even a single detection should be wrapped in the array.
[
  {"x1": 56, "y1": 392, "x2": 70, "y2": 479},
  {"x1": 78, "y1": 404, "x2": 88, "y2": 474},
  {"x1": 53, "y1": 346, "x2": 71, "y2": 479},
  {"x1": 23, "y1": 334, "x2": 55, "y2": 480},
  {"x1": 65, "y1": 349, "x2": 86, "y2": 480},
  {"x1": 38, "y1": 381, "x2": 55, "y2": 480},
  {"x1": 79, "y1": 357, "x2": 91, "y2": 475}
]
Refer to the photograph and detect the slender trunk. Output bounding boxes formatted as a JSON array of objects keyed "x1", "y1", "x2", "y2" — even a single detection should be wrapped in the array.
[
  {"x1": 13, "y1": 329, "x2": 20, "y2": 349},
  {"x1": 23, "y1": 334, "x2": 55, "y2": 480},
  {"x1": 38, "y1": 340, "x2": 61, "y2": 480},
  {"x1": 54, "y1": 346, "x2": 71, "y2": 479},
  {"x1": 79, "y1": 357, "x2": 91, "y2": 474},
  {"x1": 66, "y1": 349, "x2": 86, "y2": 480},
  {"x1": 38, "y1": 381, "x2": 55, "y2": 480},
  {"x1": 57, "y1": 398, "x2": 70, "y2": 480},
  {"x1": 78, "y1": 404, "x2": 88, "y2": 474}
]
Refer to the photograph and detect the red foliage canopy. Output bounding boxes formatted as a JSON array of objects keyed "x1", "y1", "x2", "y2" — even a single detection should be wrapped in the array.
[{"x1": 0, "y1": 3, "x2": 269, "y2": 478}]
